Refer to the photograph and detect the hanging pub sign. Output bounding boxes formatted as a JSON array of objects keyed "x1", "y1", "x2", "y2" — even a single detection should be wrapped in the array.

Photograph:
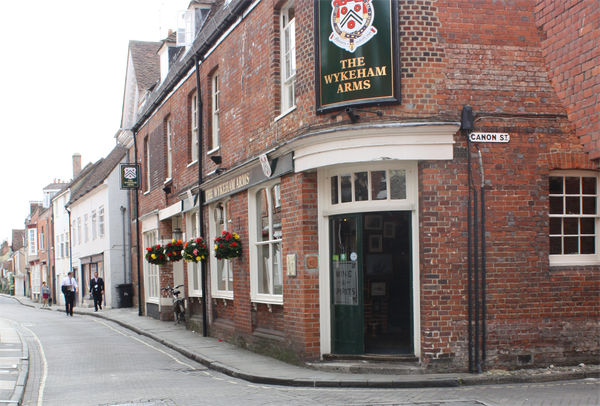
[
  {"x1": 315, "y1": 0, "x2": 399, "y2": 113},
  {"x1": 120, "y1": 163, "x2": 140, "y2": 189}
]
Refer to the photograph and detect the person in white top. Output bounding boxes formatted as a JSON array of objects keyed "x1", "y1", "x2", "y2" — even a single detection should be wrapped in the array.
[{"x1": 60, "y1": 271, "x2": 78, "y2": 316}]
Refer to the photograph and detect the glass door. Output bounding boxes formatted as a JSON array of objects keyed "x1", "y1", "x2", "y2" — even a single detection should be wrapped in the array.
[{"x1": 330, "y1": 214, "x2": 364, "y2": 354}]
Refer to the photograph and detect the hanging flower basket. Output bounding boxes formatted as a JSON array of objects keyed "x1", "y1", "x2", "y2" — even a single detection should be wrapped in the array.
[
  {"x1": 183, "y1": 237, "x2": 209, "y2": 263},
  {"x1": 145, "y1": 244, "x2": 167, "y2": 265},
  {"x1": 165, "y1": 239, "x2": 184, "y2": 262},
  {"x1": 214, "y1": 231, "x2": 242, "y2": 260}
]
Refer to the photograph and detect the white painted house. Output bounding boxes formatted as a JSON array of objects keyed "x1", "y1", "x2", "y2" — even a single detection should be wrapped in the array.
[{"x1": 67, "y1": 145, "x2": 130, "y2": 308}]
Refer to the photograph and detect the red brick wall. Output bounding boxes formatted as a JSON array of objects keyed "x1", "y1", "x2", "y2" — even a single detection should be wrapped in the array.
[
  {"x1": 535, "y1": 0, "x2": 600, "y2": 161},
  {"x1": 128, "y1": 0, "x2": 598, "y2": 368}
]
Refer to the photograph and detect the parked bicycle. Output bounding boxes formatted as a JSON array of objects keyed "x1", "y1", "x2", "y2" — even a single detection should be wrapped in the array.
[{"x1": 162, "y1": 284, "x2": 185, "y2": 324}]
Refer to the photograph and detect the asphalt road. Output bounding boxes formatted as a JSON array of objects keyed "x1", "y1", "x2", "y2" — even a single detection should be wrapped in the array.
[{"x1": 1, "y1": 297, "x2": 598, "y2": 406}]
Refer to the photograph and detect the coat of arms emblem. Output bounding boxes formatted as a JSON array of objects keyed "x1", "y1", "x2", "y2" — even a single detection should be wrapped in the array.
[{"x1": 329, "y1": 0, "x2": 377, "y2": 53}]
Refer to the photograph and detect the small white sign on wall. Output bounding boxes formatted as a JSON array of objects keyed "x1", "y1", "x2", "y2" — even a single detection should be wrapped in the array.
[{"x1": 469, "y1": 132, "x2": 510, "y2": 143}]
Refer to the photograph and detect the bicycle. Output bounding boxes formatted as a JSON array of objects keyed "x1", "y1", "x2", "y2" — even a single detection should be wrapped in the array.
[{"x1": 162, "y1": 285, "x2": 185, "y2": 324}]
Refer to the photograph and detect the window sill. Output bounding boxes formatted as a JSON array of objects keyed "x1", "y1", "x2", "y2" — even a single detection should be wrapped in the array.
[
  {"x1": 187, "y1": 160, "x2": 198, "y2": 168},
  {"x1": 206, "y1": 147, "x2": 220, "y2": 155},
  {"x1": 164, "y1": 178, "x2": 172, "y2": 185},
  {"x1": 251, "y1": 295, "x2": 283, "y2": 306},
  {"x1": 212, "y1": 292, "x2": 233, "y2": 300},
  {"x1": 274, "y1": 105, "x2": 296, "y2": 122},
  {"x1": 549, "y1": 255, "x2": 600, "y2": 267},
  {"x1": 143, "y1": 190, "x2": 150, "y2": 196}
]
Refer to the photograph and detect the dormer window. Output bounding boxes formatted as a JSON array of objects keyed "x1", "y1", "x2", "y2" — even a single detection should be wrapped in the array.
[{"x1": 177, "y1": 6, "x2": 211, "y2": 49}]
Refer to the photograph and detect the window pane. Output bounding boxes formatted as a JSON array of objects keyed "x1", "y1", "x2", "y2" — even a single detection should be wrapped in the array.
[
  {"x1": 564, "y1": 237, "x2": 578, "y2": 254},
  {"x1": 354, "y1": 172, "x2": 368, "y2": 201},
  {"x1": 331, "y1": 176, "x2": 338, "y2": 204},
  {"x1": 582, "y1": 197, "x2": 596, "y2": 214},
  {"x1": 582, "y1": 177, "x2": 596, "y2": 194},
  {"x1": 565, "y1": 177, "x2": 580, "y2": 194},
  {"x1": 217, "y1": 260, "x2": 227, "y2": 291},
  {"x1": 549, "y1": 218, "x2": 562, "y2": 235},
  {"x1": 581, "y1": 237, "x2": 595, "y2": 254},
  {"x1": 371, "y1": 171, "x2": 387, "y2": 200},
  {"x1": 549, "y1": 196, "x2": 563, "y2": 214},
  {"x1": 272, "y1": 243, "x2": 282, "y2": 295},
  {"x1": 257, "y1": 189, "x2": 269, "y2": 242},
  {"x1": 563, "y1": 218, "x2": 578, "y2": 235},
  {"x1": 390, "y1": 169, "x2": 406, "y2": 199},
  {"x1": 565, "y1": 197, "x2": 580, "y2": 214},
  {"x1": 258, "y1": 244, "x2": 270, "y2": 294},
  {"x1": 192, "y1": 263, "x2": 199, "y2": 291},
  {"x1": 341, "y1": 174, "x2": 352, "y2": 203},
  {"x1": 272, "y1": 187, "x2": 282, "y2": 240},
  {"x1": 549, "y1": 176, "x2": 563, "y2": 194},
  {"x1": 581, "y1": 217, "x2": 595, "y2": 234}
]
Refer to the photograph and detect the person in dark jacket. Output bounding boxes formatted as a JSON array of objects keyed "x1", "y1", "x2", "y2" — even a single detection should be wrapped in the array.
[{"x1": 89, "y1": 271, "x2": 105, "y2": 311}]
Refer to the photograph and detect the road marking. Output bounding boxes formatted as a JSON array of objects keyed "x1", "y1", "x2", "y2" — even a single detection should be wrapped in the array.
[
  {"x1": 17, "y1": 323, "x2": 47, "y2": 406},
  {"x1": 92, "y1": 319, "x2": 198, "y2": 370}
]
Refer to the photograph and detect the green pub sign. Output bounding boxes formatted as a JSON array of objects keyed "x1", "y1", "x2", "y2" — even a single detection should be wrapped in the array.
[
  {"x1": 120, "y1": 163, "x2": 140, "y2": 190},
  {"x1": 315, "y1": 0, "x2": 399, "y2": 112}
]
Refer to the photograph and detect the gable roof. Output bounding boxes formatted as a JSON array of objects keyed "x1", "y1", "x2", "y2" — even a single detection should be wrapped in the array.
[
  {"x1": 129, "y1": 40, "x2": 161, "y2": 92},
  {"x1": 68, "y1": 145, "x2": 127, "y2": 205}
]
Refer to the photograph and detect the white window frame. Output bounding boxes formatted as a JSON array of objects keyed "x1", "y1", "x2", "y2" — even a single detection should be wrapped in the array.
[
  {"x1": 190, "y1": 92, "x2": 199, "y2": 163},
  {"x1": 84, "y1": 214, "x2": 89, "y2": 243},
  {"x1": 209, "y1": 200, "x2": 233, "y2": 299},
  {"x1": 98, "y1": 206, "x2": 105, "y2": 238},
  {"x1": 249, "y1": 180, "x2": 283, "y2": 304},
  {"x1": 91, "y1": 210, "x2": 97, "y2": 240},
  {"x1": 77, "y1": 217, "x2": 82, "y2": 246},
  {"x1": 186, "y1": 211, "x2": 203, "y2": 297},
  {"x1": 143, "y1": 230, "x2": 160, "y2": 302},
  {"x1": 65, "y1": 234, "x2": 69, "y2": 258},
  {"x1": 280, "y1": 2, "x2": 296, "y2": 114},
  {"x1": 38, "y1": 229, "x2": 44, "y2": 251},
  {"x1": 209, "y1": 73, "x2": 220, "y2": 153},
  {"x1": 549, "y1": 170, "x2": 599, "y2": 266},
  {"x1": 28, "y1": 228, "x2": 37, "y2": 256},
  {"x1": 166, "y1": 119, "x2": 173, "y2": 181},
  {"x1": 145, "y1": 137, "x2": 151, "y2": 193}
]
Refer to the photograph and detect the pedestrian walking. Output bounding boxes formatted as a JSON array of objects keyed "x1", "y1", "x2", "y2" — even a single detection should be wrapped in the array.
[
  {"x1": 41, "y1": 282, "x2": 50, "y2": 308},
  {"x1": 61, "y1": 271, "x2": 78, "y2": 316},
  {"x1": 89, "y1": 271, "x2": 104, "y2": 311}
]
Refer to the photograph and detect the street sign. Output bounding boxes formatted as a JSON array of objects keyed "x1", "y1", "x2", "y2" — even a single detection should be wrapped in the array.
[
  {"x1": 120, "y1": 163, "x2": 140, "y2": 189},
  {"x1": 469, "y1": 132, "x2": 510, "y2": 143}
]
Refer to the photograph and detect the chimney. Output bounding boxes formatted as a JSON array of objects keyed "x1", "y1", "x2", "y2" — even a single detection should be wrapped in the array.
[{"x1": 72, "y1": 153, "x2": 81, "y2": 179}]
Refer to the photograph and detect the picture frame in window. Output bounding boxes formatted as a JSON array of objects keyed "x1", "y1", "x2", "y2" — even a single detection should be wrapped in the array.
[
  {"x1": 365, "y1": 215, "x2": 382, "y2": 230},
  {"x1": 369, "y1": 234, "x2": 383, "y2": 253},
  {"x1": 383, "y1": 222, "x2": 395, "y2": 238}
]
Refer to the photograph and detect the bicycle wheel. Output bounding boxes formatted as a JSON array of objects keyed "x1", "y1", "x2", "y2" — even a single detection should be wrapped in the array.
[{"x1": 175, "y1": 302, "x2": 185, "y2": 323}]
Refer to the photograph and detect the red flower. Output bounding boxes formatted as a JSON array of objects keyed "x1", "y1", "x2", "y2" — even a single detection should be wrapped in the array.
[
  {"x1": 196, "y1": 238, "x2": 201, "y2": 243},
  {"x1": 231, "y1": 242, "x2": 237, "y2": 247}
]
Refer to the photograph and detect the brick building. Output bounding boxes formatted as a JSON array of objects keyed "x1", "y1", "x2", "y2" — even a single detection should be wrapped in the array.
[{"x1": 125, "y1": 0, "x2": 598, "y2": 371}]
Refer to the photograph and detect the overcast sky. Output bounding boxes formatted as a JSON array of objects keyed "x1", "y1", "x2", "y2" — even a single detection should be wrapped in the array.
[{"x1": 0, "y1": 0, "x2": 190, "y2": 244}]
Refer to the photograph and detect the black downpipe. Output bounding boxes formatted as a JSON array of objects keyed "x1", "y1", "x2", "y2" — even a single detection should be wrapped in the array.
[
  {"x1": 466, "y1": 138, "x2": 473, "y2": 372},
  {"x1": 195, "y1": 54, "x2": 208, "y2": 337},
  {"x1": 461, "y1": 106, "x2": 474, "y2": 373},
  {"x1": 474, "y1": 189, "x2": 480, "y2": 373},
  {"x1": 481, "y1": 186, "x2": 486, "y2": 364},
  {"x1": 133, "y1": 133, "x2": 143, "y2": 316}
]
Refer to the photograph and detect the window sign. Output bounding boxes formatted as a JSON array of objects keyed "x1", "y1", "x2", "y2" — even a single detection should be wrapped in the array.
[
  {"x1": 333, "y1": 260, "x2": 358, "y2": 305},
  {"x1": 315, "y1": 0, "x2": 399, "y2": 112}
]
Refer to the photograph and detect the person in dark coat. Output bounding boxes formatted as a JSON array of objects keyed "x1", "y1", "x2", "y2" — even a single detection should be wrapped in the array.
[{"x1": 89, "y1": 271, "x2": 105, "y2": 311}]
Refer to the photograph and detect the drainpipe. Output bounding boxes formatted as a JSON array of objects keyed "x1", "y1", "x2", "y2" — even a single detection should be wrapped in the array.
[
  {"x1": 133, "y1": 133, "x2": 143, "y2": 316},
  {"x1": 195, "y1": 54, "x2": 208, "y2": 337},
  {"x1": 477, "y1": 148, "x2": 487, "y2": 368},
  {"x1": 460, "y1": 106, "x2": 475, "y2": 372},
  {"x1": 120, "y1": 206, "x2": 127, "y2": 284}
]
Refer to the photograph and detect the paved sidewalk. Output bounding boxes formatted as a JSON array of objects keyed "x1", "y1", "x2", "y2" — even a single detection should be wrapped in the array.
[
  {"x1": 7, "y1": 295, "x2": 600, "y2": 389},
  {"x1": 0, "y1": 318, "x2": 27, "y2": 406}
]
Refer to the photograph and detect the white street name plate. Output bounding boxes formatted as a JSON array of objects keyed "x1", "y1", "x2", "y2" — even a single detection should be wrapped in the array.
[{"x1": 469, "y1": 132, "x2": 510, "y2": 143}]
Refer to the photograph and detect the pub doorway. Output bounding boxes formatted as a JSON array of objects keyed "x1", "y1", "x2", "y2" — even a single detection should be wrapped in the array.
[{"x1": 331, "y1": 211, "x2": 413, "y2": 355}]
